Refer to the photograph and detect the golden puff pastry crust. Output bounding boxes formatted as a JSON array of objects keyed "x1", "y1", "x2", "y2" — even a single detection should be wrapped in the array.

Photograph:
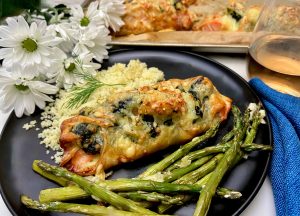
[{"x1": 59, "y1": 76, "x2": 231, "y2": 176}]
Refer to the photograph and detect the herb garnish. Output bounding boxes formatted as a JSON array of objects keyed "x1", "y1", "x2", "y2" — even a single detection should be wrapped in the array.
[{"x1": 65, "y1": 73, "x2": 123, "y2": 109}]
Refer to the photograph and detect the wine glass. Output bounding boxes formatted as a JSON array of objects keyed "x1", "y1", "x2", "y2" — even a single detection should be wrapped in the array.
[{"x1": 248, "y1": 0, "x2": 300, "y2": 96}]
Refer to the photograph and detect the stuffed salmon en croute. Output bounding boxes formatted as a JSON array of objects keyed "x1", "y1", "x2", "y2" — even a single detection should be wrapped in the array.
[{"x1": 59, "y1": 76, "x2": 232, "y2": 177}]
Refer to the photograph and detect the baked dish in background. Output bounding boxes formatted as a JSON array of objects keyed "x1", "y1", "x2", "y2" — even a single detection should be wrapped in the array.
[{"x1": 116, "y1": 0, "x2": 261, "y2": 36}]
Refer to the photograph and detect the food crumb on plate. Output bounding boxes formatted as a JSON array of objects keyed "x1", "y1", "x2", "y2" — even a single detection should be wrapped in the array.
[{"x1": 22, "y1": 120, "x2": 37, "y2": 130}]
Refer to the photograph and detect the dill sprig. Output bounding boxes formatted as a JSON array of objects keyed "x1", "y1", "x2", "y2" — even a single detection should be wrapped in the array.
[{"x1": 65, "y1": 73, "x2": 122, "y2": 109}]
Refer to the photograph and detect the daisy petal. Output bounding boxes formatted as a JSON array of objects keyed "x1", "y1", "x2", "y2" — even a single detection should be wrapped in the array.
[
  {"x1": 17, "y1": 16, "x2": 30, "y2": 33},
  {"x1": 14, "y1": 94, "x2": 26, "y2": 117},
  {"x1": 33, "y1": 95, "x2": 46, "y2": 109},
  {"x1": 24, "y1": 94, "x2": 36, "y2": 115},
  {"x1": 0, "y1": 38, "x2": 20, "y2": 47},
  {"x1": 31, "y1": 90, "x2": 53, "y2": 104},
  {"x1": 39, "y1": 36, "x2": 62, "y2": 46},
  {"x1": 5, "y1": 17, "x2": 19, "y2": 32},
  {"x1": 86, "y1": 1, "x2": 99, "y2": 17},
  {"x1": 0, "y1": 27, "x2": 13, "y2": 39},
  {"x1": 1, "y1": 86, "x2": 17, "y2": 109},
  {"x1": 29, "y1": 80, "x2": 58, "y2": 94},
  {"x1": 30, "y1": 22, "x2": 38, "y2": 37},
  {"x1": 0, "y1": 48, "x2": 13, "y2": 59}
]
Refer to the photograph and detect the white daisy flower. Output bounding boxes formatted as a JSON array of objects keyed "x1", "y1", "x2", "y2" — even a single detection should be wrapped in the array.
[
  {"x1": 47, "y1": 22, "x2": 74, "y2": 53},
  {"x1": 69, "y1": 1, "x2": 104, "y2": 28},
  {"x1": 0, "y1": 16, "x2": 62, "y2": 68},
  {"x1": 2, "y1": 64, "x2": 42, "y2": 80},
  {"x1": 71, "y1": 25, "x2": 111, "y2": 63},
  {"x1": 47, "y1": 49, "x2": 101, "y2": 89},
  {"x1": 48, "y1": 11, "x2": 67, "y2": 25},
  {"x1": 98, "y1": 0, "x2": 125, "y2": 32},
  {"x1": 0, "y1": 65, "x2": 58, "y2": 117}
]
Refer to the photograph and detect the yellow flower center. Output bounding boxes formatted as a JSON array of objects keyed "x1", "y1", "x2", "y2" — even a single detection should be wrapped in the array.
[
  {"x1": 80, "y1": 16, "x2": 90, "y2": 26},
  {"x1": 15, "y1": 84, "x2": 29, "y2": 91},
  {"x1": 22, "y1": 38, "x2": 38, "y2": 52}
]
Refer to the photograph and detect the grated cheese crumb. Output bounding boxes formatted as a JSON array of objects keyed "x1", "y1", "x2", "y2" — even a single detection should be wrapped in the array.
[
  {"x1": 142, "y1": 172, "x2": 165, "y2": 182},
  {"x1": 178, "y1": 156, "x2": 192, "y2": 168},
  {"x1": 247, "y1": 103, "x2": 266, "y2": 124},
  {"x1": 51, "y1": 150, "x2": 64, "y2": 164},
  {"x1": 22, "y1": 120, "x2": 37, "y2": 130}
]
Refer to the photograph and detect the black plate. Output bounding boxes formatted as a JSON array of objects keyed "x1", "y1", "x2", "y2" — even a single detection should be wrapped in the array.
[{"x1": 0, "y1": 49, "x2": 272, "y2": 216}]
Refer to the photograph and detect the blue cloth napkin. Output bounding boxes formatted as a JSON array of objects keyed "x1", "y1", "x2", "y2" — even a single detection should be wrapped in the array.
[{"x1": 249, "y1": 78, "x2": 300, "y2": 216}]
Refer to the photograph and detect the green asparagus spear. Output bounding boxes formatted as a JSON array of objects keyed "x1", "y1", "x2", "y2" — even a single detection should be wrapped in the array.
[
  {"x1": 36, "y1": 160, "x2": 157, "y2": 215},
  {"x1": 215, "y1": 187, "x2": 242, "y2": 199},
  {"x1": 217, "y1": 106, "x2": 243, "y2": 145},
  {"x1": 38, "y1": 177, "x2": 205, "y2": 203},
  {"x1": 242, "y1": 143, "x2": 272, "y2": 151},
  {"x1": 244, "y1": 104, "x2": 263, "y2": 145},
  {"x1": 193, "y1": 137, "x2": 242, "y2": 216},
  {"x1": 39, "y1": 179, "x2": 242, "y2": 205},
  {"x1": 157, "y1": 154, "x2": 224, "y2": 213},
  {"x1": 195, "y1": 172, "x2": 242, "y2": 199},
  {"x1": 167, "y1": 142, "x2": 271, "y2": 171},
  {"x1": 138, "y1": 122, "x2": 220, "y2": 178},
  {"x1": 218, "y1": 131, "x2": 235, "y2": 146},
  {"x1": 32, "y1": 160, "x2": 69, "y2": 186},
  {"x1": 118, "y1": 191, "x2": 184, "y2": 205},
  {"x1": 175, "y1": 154, "x2": 223, "y2": 184},
  {"x1": 39, "y1": 185, "x2": 88, "y2": 203},
  {"x1": 21, "y1": 195, "x2": 165, "y2": 216},
  {"x1": 98, "y1": 178, "x2": 204, "y2": 193},
  {"x1": 192, "y1": 105, "x2": 258, "y2": 216},
  {"x1": 158, "y1": 170, "x2": 242, "y2": 213},
  {"x1": 158, "y1": 155, "x2": 214, "y2": 183},
  {"x1": 39, "y1": 178, "x2": 242, "y2": 205},
  {"x1": 158, "y1": 169, "x2": 242, "y2": 214},
  {"x1": 166, "y1": 146, "x2": 227, "y2": 171}
]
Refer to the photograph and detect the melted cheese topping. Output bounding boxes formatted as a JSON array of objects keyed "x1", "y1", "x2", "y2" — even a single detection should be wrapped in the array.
[{"x1": 59, "y1": 76, "x2": 232, "y2": 176}]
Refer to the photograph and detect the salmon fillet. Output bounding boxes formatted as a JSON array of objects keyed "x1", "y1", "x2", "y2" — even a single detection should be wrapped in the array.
[{"x1": 59, "y1": 76, "x2": 231, "y2": 177}]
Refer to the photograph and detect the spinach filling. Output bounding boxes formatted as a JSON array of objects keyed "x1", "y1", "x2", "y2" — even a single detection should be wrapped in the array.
[
  {"x1": 188, "y1": 78, "x2": 210, "y2": 124},
  {"x1": 142, "y1": 114, "x2": 160, "y2": 138},
  {"x1": 112, "y1": 98, "x2": 132, "y2": 114},
  {"x1": 163, "y1": 118, "x2": 173, "y2": 126},
  {"x1": 72, "y1": 123, "x2": 103, "y2": 154},
  {"x1": 227, "y1": 8, "x2": 243, "y2": 22}
]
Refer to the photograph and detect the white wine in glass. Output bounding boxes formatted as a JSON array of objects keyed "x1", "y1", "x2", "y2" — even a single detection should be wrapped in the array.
[
  {"x1": 247, "y1": 54, "x2": 300, "y2": 97},
  {"x1": 248, "y1": 0, "x2": 300, "y2": 96},
  {"x1": 249, "y1": 34, "x2": 300, "y2": 76}
]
